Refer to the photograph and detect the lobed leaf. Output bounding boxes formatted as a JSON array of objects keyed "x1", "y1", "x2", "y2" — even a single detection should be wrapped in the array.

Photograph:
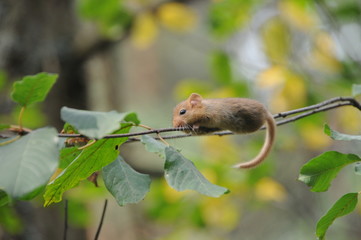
[
  {"x1": 0, "y1": 127, "x2": 59, "y2": 198},
  {"x1": 316, "y1": 193, "x2": 358, "y2": 240},
  {"x1": 298, "y1": 151, "x2": 361, "y2": 192},
  {"x1": 324, "y1": 124, "x2": 361, "y2": 141},
  {"x1": 44, "y1": 126, "x2": 131, "y2": 206},
  {"x1": 61, "y1": 107, "x2": 139, "y2": 139},
  {"x1": 11, "y1": 73, "x2": 57, "y2": 107},
  {"x1": 164, "y1": 147, "x2": 229, "y2": 197},
  {"x1": 103, "y1": 156, "x2": 151, "y2": 206}
]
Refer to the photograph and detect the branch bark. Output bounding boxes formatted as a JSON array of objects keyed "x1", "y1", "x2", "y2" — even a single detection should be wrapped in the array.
[{"x1": 57, "y1": 96, "x2": 361, "y2": 141}]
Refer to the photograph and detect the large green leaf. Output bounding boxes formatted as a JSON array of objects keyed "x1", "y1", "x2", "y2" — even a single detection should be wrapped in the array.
[
  {"x1": 324, "y1": 124, "x2": 361, "y2": 141},
  {"x1": 61, "y1": 107, "x2": 138, "y2": 139},
  {"x1": 0, "y1": 127, "x2": 59, "y2": 198},
  {"x1": 316, "y1": 193, "x2": 359, "y2": 240},
  {"x1": 43, "y1": 126, "x2": 131, "y2": 206},
  {"x1": 103, "y1": 156, "x2": 151, "y2": 206},
  {"x1": 164, "y1": 147, "x2": 229, "y2": 197},
  {"x1": 58, "y1": 147, "x2": 82, "y2": 169},
  {"x1": 141, "y1": 136, "x2": 228, "y2": 197},
  {"x1": 298, "y1": 151, "x2": 361, "y2": 192},
  {"x1": 11, "y1": 73, "x2": 57, "y2": 107}
]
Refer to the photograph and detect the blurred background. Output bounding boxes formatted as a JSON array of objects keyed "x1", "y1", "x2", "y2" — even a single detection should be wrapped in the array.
[{"x1": 1, "y1": 0, "x2": 361, "y2": 239}]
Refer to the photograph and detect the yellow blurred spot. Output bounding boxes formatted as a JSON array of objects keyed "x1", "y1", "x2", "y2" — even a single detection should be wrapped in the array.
[
  {"x1": 300, "y1": 123, "x2": 331, "y2": 150},
  {"x1": 201, "y1": 136, "x2": 239, "y2": 164},
  {"x1": 202, "y1": 197, "x2": 240, "y2": 230},
  {"x1": 261, "y1": 17, "x2": 290, "y2": 64},
  {"x1": 130, "y1": 12, "x2": 158, "y2": 49},
  {"x1": 308, "y1": 32, "x2": 341, "y2": 73},
  {"x1": 157, "y1": 2, "x2": 197, "y2": 32},
  {"x1": 207, "y1": 87, "x2": 238, "y2": 98},
  {"x1": 257, "y1": 66, "x2": 307, "y2": 112},
  {"x1": 255, "y1": 177, "x2": 287, "y2": 202},
  {"x1": 257, "y1": 65, "x2": 286, "y2": 88},
  {"x1": 162, "y1": 180, "x2": 187, "y2": 203},
  {"x1": 279, "y1": 0, "x2": 319, "y2": 31},
  {"x1": 336, "y1": 107, "x2": 361, "y2": 133}
]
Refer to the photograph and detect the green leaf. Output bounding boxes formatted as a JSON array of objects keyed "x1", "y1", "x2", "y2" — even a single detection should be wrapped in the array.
[
  {"x1": 103, "y1": 156, "x2": 151, "y2": 206},
  {"x1": 209, "y1": 0, "x2": 253, "y2": 38},
  {"x1": 78, "y1": 0, "x2": 132, "y2": 36},
  {"x1": 0, "y1": 190, "x2": 10, "y2": 207},
  {"x1": 298, "y1": 151, "x2": 361, "y2": 192},
  {"x1": 164, "y1": 147, "x2": 229, "y2": 197},
  {"x1": 316, "y1": 193, "x2": 359, "y2": 240},
  {"x1": 211, "y1": 51, "x2": 232, "y2": 84},
  {"x1": 140, "y1": 135, "x2": 166, "y2": 158},
  {"x1": 0, "y1": 127, "x2": 59, "y2": 198},
  {"x1": 11, "y1": 73, "x2": 57, "y2": 107},
  {"x1": 61, "y1": 107, "x2": 137, "y2": 139},
  {"x1": 59, "y1": 147, "x2": 82, "y2": 169},
  {"x1": 43, "y1": 126, "x2": 131, "y2": 206},
  {"x1": 352, "y1": 84, "x2": 361, "y2": 97},
  {"x1": 124, "y1": 112, "x2": 141, "y2": 125},
  {"x1": 324, "y1": 124, "x2": 361, "y2": 141}
]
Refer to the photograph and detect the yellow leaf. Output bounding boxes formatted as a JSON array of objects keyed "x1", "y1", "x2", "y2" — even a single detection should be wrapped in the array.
[
  {"x1": 300, "y1": 123, "x2": 331, "y2": 150},
  {"x1": 261, "y1": 17, "x2": 290, "y2": 64},
  {"x1": 279, "y1": 0, "x2": 319, "y2": 31},
  {"x1": 255, "y1": 177, "x2": 287, "y2": 202},
  {"x1": 157, "y1": 2, "x2": 197, "y2": 32},
  {"x1": 130, "y1": 12, "x2": 158, "y2": 49}
]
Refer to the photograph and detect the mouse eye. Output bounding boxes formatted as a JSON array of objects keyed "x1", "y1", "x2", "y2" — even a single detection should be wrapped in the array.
[{"x1": 179, "y1": 109, "x2": 187, "y2": 115}]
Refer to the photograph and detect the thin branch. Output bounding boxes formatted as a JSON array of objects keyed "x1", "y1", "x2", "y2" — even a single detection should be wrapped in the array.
[
  {"x1": 57, "y1": 96, "x2": 361, "y2": 141},
  {"x1": 94, "y1": 199, "x2": 108, "y2": 240},
  {"x1": 63, "y1": 200, "x2": 68, "y2": 240}
]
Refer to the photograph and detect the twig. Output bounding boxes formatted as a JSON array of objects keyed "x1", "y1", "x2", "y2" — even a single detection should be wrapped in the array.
[
  {"x1": 57, "y1": 96, "x2": 360, "y2": 141},
  {"x1": 63, "y1": 200, "x2": 68, "y2": 240},
  {"x1": 94, "y1": 199, "x2": 108, "y2": 240}
]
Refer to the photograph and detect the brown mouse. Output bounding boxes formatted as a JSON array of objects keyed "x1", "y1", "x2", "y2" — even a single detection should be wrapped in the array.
[{"x1": 172, "y1": 93, "x2": 276, "y2": 169}]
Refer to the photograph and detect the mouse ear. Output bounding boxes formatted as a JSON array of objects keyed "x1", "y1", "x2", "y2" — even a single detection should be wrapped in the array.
[{"x1": 188, "y1": 93, "x2": 202, "y2": 107}]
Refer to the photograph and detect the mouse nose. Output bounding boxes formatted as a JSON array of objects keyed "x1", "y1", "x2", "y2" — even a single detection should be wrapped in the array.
[{"x1": 172, "y1": 118, "x2": 185, "y2": 128}]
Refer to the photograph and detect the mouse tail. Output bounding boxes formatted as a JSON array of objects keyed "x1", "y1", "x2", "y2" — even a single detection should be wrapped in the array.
[{"x1": 233, "y1": 112, "x2": 276, "y2": 169}]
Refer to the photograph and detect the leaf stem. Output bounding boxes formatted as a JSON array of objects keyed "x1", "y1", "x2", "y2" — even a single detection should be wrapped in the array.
[
  {"x1": 0, "y1": 135, "x2": 21, "y2": 146},
  {"x1": 18, "y1": 106, "x2": 26, "y2": 132}
]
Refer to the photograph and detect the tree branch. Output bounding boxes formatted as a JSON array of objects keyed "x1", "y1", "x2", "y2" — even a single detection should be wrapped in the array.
[{"x1": 57, "y1": 96, "x2": 361, "y2": 141}]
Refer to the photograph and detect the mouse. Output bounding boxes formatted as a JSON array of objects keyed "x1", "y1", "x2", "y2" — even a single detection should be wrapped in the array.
[{"x1": 172, "y1": 93, "x2": 276, "y2": 168}]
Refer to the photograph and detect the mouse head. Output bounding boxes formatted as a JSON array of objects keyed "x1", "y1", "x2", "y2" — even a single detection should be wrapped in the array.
[{"x1": 172, "y1": 93, "x2": 205, "y2": 129}]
